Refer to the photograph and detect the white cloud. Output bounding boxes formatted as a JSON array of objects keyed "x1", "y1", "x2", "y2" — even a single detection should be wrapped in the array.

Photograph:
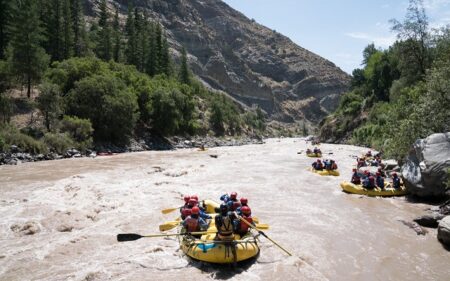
[
  {"x1": 423, "y1": 0, "x2": 450, "y2": 11},
  {"x1": 345, "y1": 32, "x2": 396, "y2": 48}
]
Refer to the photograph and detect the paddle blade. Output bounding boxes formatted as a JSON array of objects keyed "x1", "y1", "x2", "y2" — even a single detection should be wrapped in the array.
[
  {"x1": 117, "y1": 233, "x2": 143, "y2": 242},
  {"x1": 161, "y1": 207, "x2": 179, "y2": 214},
  {"x1": 159, "y1": 221, "x2": 180, "y2": 232},
  {"x1": 256, "y1": 223, "x2": 269, "y2": 230}
]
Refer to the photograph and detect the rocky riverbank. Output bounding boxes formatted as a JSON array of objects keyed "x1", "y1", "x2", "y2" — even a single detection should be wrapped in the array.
[{"x1": 0, "y1": 135, "x2": 264, "y2": 165}]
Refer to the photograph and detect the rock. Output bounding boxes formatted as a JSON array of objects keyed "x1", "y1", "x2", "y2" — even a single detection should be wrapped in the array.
[
  {"x1": 438, "y1": 216, "x2": 450, "y2": 247},
  {"x1": 401, "y1": 133, "x2": 450, "y2": 198},
  {"x1": 65, "y1": 148, "x2": 80, "y2": 158},
  {"x1": 399, "y1": 220, "x2": 428, "y2": 235},
  {"x1": 10, "y1": 145, "x2": 19, "y2": 153},
  {"x1": 414, "y1": 213, "x2": 445, "y2": 228},
  {"x1": 36, "y1": 154, "x2": 45, "y2": 161},
  {"x1": 57, "y1": 225, "x2": 74, "y2": 232},
  {"x1": 382, "y1": 159, "x2": 398, "y2": 171}
]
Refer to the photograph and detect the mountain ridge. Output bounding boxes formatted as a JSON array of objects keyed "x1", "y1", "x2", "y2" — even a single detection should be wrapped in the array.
[{"x1": 86, "y1": 0, "x2": 351, "y2": 125}]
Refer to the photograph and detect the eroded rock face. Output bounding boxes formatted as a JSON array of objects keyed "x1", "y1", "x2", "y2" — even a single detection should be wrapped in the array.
[
  {"x1": 401, "y1": 133, "x2": 450, "y2": 198},
  {"x1": 87, "y1": 0, "x2": 351, "y2": 124},
  {"x1": 438, "y1": 216, "x2": 450, "y2": 247}
]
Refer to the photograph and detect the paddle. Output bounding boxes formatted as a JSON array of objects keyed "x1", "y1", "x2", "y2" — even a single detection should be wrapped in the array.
[
  {"x1": 117, "y1": 231, "x2": 215, "y2": 242},
  {"x1": 161, "y1": 207, "x2": 181, "y2": 214},
  {"x1": 236, "y1": 213, "x2": 292, "y2": 256}
]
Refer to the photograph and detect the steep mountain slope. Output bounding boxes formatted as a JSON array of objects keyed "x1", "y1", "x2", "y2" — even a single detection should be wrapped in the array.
[{"x1": 86, "y1": 0, "x2": 350, "y2": 124}]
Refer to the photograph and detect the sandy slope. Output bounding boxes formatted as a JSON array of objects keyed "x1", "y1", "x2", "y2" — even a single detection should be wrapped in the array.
[{"x1": 0, "y1": 138, "x2": 449, "y2": 281}]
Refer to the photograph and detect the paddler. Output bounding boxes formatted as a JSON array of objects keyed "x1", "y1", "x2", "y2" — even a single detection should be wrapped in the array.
[
  {"x1": 183, "y1": 206, "x2": 209, "y2": 237},
  {"x1": 215, "y1": 203, "x2": 235, "y2": 241},
  {"x1": 351, "y1": 168, "x2": 361, "y2": 184},
  {"x1": 375, "y1": 172, "x2": 385, "y2": 189},
  {"x1": 234, "y1": 206, "x2": 254, "y2": 236},
  {"x1": 392, "y1": 172, "x2": 401, "y2": 189}
]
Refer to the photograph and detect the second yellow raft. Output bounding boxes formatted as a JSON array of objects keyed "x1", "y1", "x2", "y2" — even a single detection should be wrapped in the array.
[{"x1": 340, "y1": 181, "x2": 407, "y2": 197}]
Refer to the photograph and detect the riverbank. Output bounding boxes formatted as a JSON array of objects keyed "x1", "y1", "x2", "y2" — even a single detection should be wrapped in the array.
[{"x1": 0, "y1": 135, "x2": 264, "y2": 165}]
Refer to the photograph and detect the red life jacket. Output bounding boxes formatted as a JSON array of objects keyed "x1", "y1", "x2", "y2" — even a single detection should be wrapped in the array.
[
  {"x1": 239, "y1": 216, "x2": 253, "y2": 233},
  {"x1": 184, "y1": 216, "x2": 199, "y2": 232},
  {"x1": 232, "y1": 202, "x2": 241, "y2": 211},
  {"x1": 181, "y1": 207, "x2": 191, "y2": 219}
]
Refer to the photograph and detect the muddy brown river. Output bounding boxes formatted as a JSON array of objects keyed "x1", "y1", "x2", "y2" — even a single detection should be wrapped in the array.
[{"x1": 1, "y1": 138, "x2": 449, "y2": 280}]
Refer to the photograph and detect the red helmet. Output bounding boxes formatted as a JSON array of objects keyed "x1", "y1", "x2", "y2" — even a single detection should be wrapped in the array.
[
  {"x1": 188, "y1": 198, "x2": 197, "y2": 206},
  {"x1": 352, "y1": 168, "x2": 357, "y2": 172},
  {"x1": 183, "y1": 195, "x2": 190, "y2": 203},
  {"x1": 182, "y1": 208, "x2": 192, "y2": 217},
  {"x1": 240, "y1": 197, "x2": 248, "y2": 205},
  {"x1": 241, "y1": 206, "x2": 251, "y2": 215},
  {"x1": 191, "y1": 195, "x2": 199, "y2": 201},
  {"x1": 364, "y1": 170, "x2": 370, "y2": 175},
  {"x1": 230, "y1": 192, "x2": 237, "y2": 200},
  {"x1": 392, "y1": 172, "x2": 398, "y2": 177},
  {"x1": 191, "y1": 206, "x2": 200, "y2": 215},
  {"x1": 376, "y1": 172, "x2": 381, "y2": 176},
  {"x1": 317, "y1": 159, "x2": 321, "y2": 163}
]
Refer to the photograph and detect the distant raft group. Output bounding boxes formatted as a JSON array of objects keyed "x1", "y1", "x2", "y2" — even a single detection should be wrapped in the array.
[{"x1": 341, "y1": 151, "x2": 407, "y2": 197}]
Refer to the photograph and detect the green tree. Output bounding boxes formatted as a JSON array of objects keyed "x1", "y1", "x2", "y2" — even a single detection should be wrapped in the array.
[
  {"x1": 125, "y1": 3, "x2": 136, "y2": 65},
  {"x1": 62, "y1": 0, "x2": 74, "y2": 59},
  {"x1": 0, "y1": 0, "x2": 11, "y2": 59},
  {"x1": 60, "y1": 115, "x2": 93, "y2": 150},
  {"x1": 178, "y1": 48, "x2": 190, "y2": 84},
  {"x1": 362, "y1": 43, "x2": 377, "y2": 66},
  {"x1": 0, "y1": 93, "x2": 13, "y2": 124},
  {"x1": 8, "y1": 0, "x2": 50, "y2": 98},
  {"x1": 96, "y1": 0, "x2": 111, "y2": 61},
  {"x1": 160, "y1": 35, "x2": 171, "y2": 76},
  {"x1": 390, "y1": 0, "x2": 431, "y2": 81},
  {"x1": 71, "y1": 0, "x2": 88, "y2": 57},
  {"x1": 112, "y1": 4, "x2": 121, "y2": 62},
  {"x1": 37, "y1": 83, "x2": 63, "y2": 131},
  {"x1": 66, "y1": 75, "x2": 138, "y2": 144}
]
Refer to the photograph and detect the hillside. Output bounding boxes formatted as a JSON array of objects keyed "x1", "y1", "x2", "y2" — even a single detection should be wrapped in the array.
[{"x1": 85, "y1": 0, "x2": 351, "y2": 124}]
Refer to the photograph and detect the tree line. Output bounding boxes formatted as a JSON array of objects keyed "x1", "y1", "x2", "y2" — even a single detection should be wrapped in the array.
[
  {"x1": 319, "y1": 0, "x2": 449, "y2": 160},
  {"x1": 0, "y1": 0, "x2": 189, "y2": 98}
]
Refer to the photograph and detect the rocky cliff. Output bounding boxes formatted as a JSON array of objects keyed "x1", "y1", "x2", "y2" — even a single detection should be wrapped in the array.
[{"x1": 86, "y1": 0, "x2": 350, "y2": 124}]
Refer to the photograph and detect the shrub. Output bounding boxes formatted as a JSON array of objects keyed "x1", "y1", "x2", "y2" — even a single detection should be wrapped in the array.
[
  {"x1": 66, "y1": 75, "x2": 139, "y2": 144},
  {"x1": 60, "y1": 116, "x2": 93, "y2": 151},
  {"x1": 0, "y1": 126, "x2": 47, "y2": 154},
  {"x1": 43, "y1": 133, "x2": 74, "y2": 154}
]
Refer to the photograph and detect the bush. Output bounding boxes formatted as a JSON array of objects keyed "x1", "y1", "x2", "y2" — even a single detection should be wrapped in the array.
[
  {"x1": 66, "y1": 75, "x2": 139, "y2": 144},
  {"x1": 0, "y1": 126, "x2": 47, "y2": 154},
  {"x1": 43, "y1": 133, "x2": 74, "y2": 154},
  {"x1": 60, "y1": 116, "x2": 93, "y2": 151},
  {"x1": 0, "y1": 135, "x2": 5, "y2": 151},
  {"x1": 0, "y1": 94, "x2": 14, "y2": 123}
]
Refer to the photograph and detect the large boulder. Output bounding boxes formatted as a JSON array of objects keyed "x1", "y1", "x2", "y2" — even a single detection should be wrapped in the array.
[
  {"x1": 401, "y1": 133, "x2": 450, "y2": 198},
  {"x1": 438, "y1": 216, "x2": 450, "y2": 247}
]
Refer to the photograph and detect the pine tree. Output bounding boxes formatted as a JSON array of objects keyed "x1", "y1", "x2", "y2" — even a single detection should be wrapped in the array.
[
  {"x1": 0, "y1": 0, "x2": 11, "y2": 59},
  {"x1": 125, "y1": 3, "x2": 136, "y2": 65},
  {"x1": 42, "y1": 0, "x2": 63, "y2": 61},
  {"x1": 178, "y1": 47, "x2": 190, "y2": 84},
  {"x1": 112, "y1": 4, "x2": 121, "y2": 62},
  {"x1": 134, "y1": 8, "x2": 144, "y2": 70},
  {"x1": 96, "y1": 0, "x2": 111, "y2": 61},
  {"x1": 62, "y1": 0, "x2": 74, "y2": 59},
  {"x1": 145, "y1": 23, "x2": 157, "y2": 76},
  {"x1": 160, "y1": 35, "x2": 171, "y2": 76},
  {"x1": 154, "y1": 23, "x2": 163, "y2": 74},
  {"x1": 8, "y1": 0, "x2": 50, "y2": 98},
  {"x1": 71, "y1": 0, "x2": 88, "y2": 57}
]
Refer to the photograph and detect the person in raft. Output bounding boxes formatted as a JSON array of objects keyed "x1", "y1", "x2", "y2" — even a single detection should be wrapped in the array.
[
  {"x1": 362, "y1": 174, "x2": 376, "y2": 189},
  {"x1": 220, "y1": 191, "x2": 239, "y2": 204},
  {"x1": 215, "y1": 203, "x2": 235, "y2": 241},
  {"x1": 366, "y1": 150, "x2": 373, "y2": 157},
  {"x1": 351, "y1": 168, "x2": 361, "y2": 184},
  {"x1": 306, "y1": 148, "x2": 312, "y2": 154},
  {"x1": 313, "y1": 147, "x2": 322, "y2": 155},
  {"x1": 183, "y1": 206, "x2": 209, "y2": 237},
  {"x1": 234, "y1": 206, "x2": 255, "y2": 236},
  {"x1": 312, "y1": 159, "x2": 324, "y2": 170},
  {"x1": 324, "y1": 159, "x2": 338, "y2": 170},
  {"x1": 236, "y1": 197, "x2": 250, "y2": 215},
  {"x1": 392, "y1": 172, "x2": 401, "y2": 189},
  {"x1": 375, "y1": 172, "x2": 385, "y2": 189}
]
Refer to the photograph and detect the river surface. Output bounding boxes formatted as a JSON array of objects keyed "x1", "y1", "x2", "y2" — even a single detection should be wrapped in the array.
[{"x1": 1, "y1": 138, "x2": 449, "y2": 281}]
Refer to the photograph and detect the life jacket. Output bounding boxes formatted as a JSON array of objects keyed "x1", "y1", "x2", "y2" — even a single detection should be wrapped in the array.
[
  {"x1": 215, "y1": 214, "x2": 234, "y2": 240},
  {"x1": 239, "y1": 216, "x2": 253, "y2": 234},
  {"x1": 331, "y1": 163, "x2": 337, "y2": 170},
  {"x1": 180, "y1": 207, "x2": 192, "y2": 220},
  {"x1": 351, "y1": 173, "x2": 361, "y2": 184},
  {"x1": 184, "y1": 216, "x2": 199, "y2": 232},
  {"x1": 231, "y1": 202, "x2": 241, "y2": 211},
  {"x1": 393, "y1": 177, "x2": 401, "y2": 189},
  {"x1": 369, "y1": 176, "x2": 375, "y2": 188},
  {"x1": 376, "y1": 176, "x2": 384, "y2": 188}
]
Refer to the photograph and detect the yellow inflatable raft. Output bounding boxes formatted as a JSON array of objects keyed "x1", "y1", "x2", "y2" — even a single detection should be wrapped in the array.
[
  {"x1": 311, "y1": 168, "x2": 340, "y2": 176},
  {"x1": 307, "y1": 153, "x2": 322, "y2": 158},
  {"x1": 340, "y1": 181, "x2": 407, "y2": 197}
]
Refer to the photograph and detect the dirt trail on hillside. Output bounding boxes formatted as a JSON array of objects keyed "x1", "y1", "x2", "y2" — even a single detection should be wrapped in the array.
[{"x1": 0, "y1": 139, "x2": 449, "y2": 281}]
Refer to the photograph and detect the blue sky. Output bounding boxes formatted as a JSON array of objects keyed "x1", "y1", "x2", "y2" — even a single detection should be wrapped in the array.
[{"x1": 223, "y1": 0, "x2": 450, "y2": 74}]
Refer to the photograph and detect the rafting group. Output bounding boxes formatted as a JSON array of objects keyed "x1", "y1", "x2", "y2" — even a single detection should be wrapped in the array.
[
  {"x1": 180, "y1": 193, "x2": 254, "y2": 239},
  {"x1": 340, "y1": 150, "x2": 407, "y2": 196}
]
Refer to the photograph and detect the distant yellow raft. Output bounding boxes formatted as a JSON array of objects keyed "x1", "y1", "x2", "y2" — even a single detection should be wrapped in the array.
[
  {"x1": 340, "y1": 181, "x2": 408, "y2": 197},
  {"x1": 307, "y1": 153, "x2": 322, "y2": 158},
  {"x1": 197, "y1": 148, "x2": 208, "y2": 152},
  {"x1": 311, "y1": 168, "x2": 340, "y2": 176}
]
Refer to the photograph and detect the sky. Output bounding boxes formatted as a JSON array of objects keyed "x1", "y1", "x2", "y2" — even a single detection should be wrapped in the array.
[{"x1": 222, "y1": 0, "x2": 450, "y2": 74}]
